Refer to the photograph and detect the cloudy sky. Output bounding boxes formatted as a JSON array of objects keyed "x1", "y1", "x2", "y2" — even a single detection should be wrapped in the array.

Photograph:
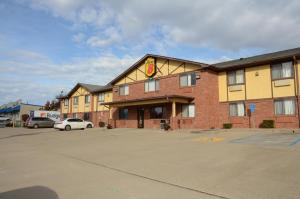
[{"x1": 1, "y1": 0, "x2": 300, "y2": 105}]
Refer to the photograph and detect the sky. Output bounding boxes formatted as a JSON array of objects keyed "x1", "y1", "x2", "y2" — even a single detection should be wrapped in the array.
[{"x1": 1, "y1": 0, "x2": 300, "y2": 105}]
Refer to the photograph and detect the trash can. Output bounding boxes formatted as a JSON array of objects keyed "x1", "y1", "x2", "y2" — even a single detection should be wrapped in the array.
[{"x1": 160, "y1": 120, "x2": 166, "y2": 130}]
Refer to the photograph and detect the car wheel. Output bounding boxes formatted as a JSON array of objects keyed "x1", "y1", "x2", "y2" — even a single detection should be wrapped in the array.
[
  {"x1": 33, "y1": 124, "x2": 39, "y2": 129},
  {"x1": 87, "y1": 124, "x2": 92, "y2": 128},
  {"x1": 65, "y1": 125, "x2": 71, "y2": 131}
]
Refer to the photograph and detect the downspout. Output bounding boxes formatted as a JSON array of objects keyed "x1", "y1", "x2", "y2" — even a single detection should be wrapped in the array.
[{"x1": 294, "y1": 56, "x2": 300, "y2": 128}]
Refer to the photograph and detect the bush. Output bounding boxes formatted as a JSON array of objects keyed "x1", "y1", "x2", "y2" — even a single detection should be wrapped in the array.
[
  {"x1": 259, "y1": 120, "x2": 274, "y2": 128},
  {"x1": 99, "y1": 121, "x2": 106, "y2": 127},
  {"x1": 223, "y1": 123, "x2": 232, "y2": 129},
  {"x1": 107, "y1": 124, "x2": 113, "y2": 129}
]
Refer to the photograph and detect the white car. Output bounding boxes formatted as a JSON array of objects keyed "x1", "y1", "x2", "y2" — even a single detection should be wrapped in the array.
[{"x1": 54, "y1": 118, "x2": 94, "y2": 131}]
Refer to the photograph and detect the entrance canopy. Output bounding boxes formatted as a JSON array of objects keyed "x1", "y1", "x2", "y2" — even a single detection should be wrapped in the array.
[{"x1": 101, "y1": 95, "x2": 194, "y2": 107}]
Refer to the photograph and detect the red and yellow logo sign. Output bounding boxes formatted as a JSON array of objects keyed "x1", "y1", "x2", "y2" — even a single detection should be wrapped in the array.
[{"x1": 145, "y1": 57, "x2": 156, "y2": 77}]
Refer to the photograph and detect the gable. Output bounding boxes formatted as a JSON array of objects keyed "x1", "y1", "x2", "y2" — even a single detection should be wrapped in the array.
[
  {"x1": 115, "y1": 57, "x2": 201, "y2": 85},
  {"x1": 70, "y1": 86, "x2": 90, "y2": 97}
]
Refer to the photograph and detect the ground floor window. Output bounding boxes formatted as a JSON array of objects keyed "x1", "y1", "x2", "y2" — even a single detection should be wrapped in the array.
[
  {"x1": 72, "y1": 113, "x2": 78, "y2": 118},
  {"x1": 63, "y1": 114, "x2": 67, "y2": 119},
  {"x1": 182, "y1": 104, "x2": 195, "y2": 117},
  {"x1": 84, "y1": 112, "x2": 90, "y2": 121},
  {"x1": 274, "y1": 99, "x2": 295, "y2": 115},
  {"x1": 150, "y1": 106, "x2": 164, "y2": 119},
  {"x1": 229, "y1": 102, "x2": 245, "y2": 116},
  {"x1": 119, "y1": 108, "x2": 128, "y2": 119}
]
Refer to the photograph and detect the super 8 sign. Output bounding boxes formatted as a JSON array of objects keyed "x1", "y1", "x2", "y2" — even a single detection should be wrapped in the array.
[{"x1": 145, "y1": 57, "x2": 156, "y2": 77}]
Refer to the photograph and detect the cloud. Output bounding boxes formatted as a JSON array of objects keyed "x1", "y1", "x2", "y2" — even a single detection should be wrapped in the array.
[
  {"x1": 72, "y1": 32, "x2": 85, "y2": 43},
  {"x1": 0, "y1": 48, "x2": 138, "y2": 83},
  {"x1": 86, "y1": 27, "x2": 121, "y2": 47},
  {"x1": 0, "y1": 48, "x2": 139, "y2": 104},
  {"x1": 20, "y1": 0, "x2": 300, "y2": 51}
]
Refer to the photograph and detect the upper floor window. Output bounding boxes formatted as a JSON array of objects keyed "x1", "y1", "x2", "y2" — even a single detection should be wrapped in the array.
[
  {"x1": 182, "y1": 104, "x2": 195, "y2": 118},
  {"x1": 150, "y1": 106, "x2": 164, "y2": 119},
  {"x1": 98, "y1": 93, "x2": 105, "y2": 102},
  {"x1": 119, "y1": 108, "x2": 128, "y2": 119},
  {"x1": 73, "y1": 96, "x2": 79, "y2": 105},
  {"x1": 180, "y1": 72, "x2": 196, "y2": 87},
  {"x1": 229, "y1": 102, "x2": 245, "y2": 117},
  {"x1": 64, "y1": 99, "x2": 69, "y2": 106},
  {"x1": 85, "y1": 95, "x2": 90, "y2": 104},
  {"x1": 271, "y1": 61, "x2": 293, "y2": 80},
  {"x1": 119, "y1": 84, "x2": 129, "y2": 96},
  {"x1": 228, "y1": 69, "x2": 244, "y2": 85},
  {"x1": 274, "y1": 98, "x2": 295, "y2": 115},
  {"x1": 145, "y1": 79, "x2": 159, "y2": 92}
]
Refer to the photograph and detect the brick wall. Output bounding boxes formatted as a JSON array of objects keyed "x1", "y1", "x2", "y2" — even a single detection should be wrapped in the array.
[
  {"x1": 111, "y1": 69, "x2": 220, "y2": 129},
  {"x1": 219, "y1": 98, "x2": 300, "y2": 128}
]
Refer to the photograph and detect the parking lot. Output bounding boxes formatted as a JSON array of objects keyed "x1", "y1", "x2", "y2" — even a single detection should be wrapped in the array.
[{"x1": 1, "y1": 127, "x2": 300, "y2": 199}]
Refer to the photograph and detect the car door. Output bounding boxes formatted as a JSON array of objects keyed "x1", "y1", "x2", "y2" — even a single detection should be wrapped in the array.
[
  {"x1": 45, "y1": 118, "x2": 54, "y2": 127},
  {"x1": 67, "y1": 119, "x2": 77, "y2": 129},
  {"x1": 76, "y1": 119, "x2": 85, "y2": 129}
]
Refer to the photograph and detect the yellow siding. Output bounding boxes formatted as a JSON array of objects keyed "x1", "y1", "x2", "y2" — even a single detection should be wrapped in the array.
[
  {"x1": 94, "y1": 91, "x2": 112, "y2": 111},
  {"x1": 228, "y1": 85, "x2": 245, "y2": 101},
  {"x1": 272, "y1": 79, "x2": 295, "y2": 97},
  {"x1": 71, "y1": 87, "x2": 91, "y2": 113},
  {"x1": 245, "y1": 65, "x2": 272, "y2": 99},
  {"x1": 115, "y1": 57, "x2": 199, "y2": 85},
  {"x1": 218, "y1": 72, "x2": 227, "y2": 102}
]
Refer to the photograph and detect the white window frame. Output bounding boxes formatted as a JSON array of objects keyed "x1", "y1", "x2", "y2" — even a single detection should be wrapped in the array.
[
  {"x1": 271, "y1": 61, "x2": 293, "y2": 80},
  {"x1": 98, "y1": 93, "x2": 105, "y2": 102},
  {"x1": 145, "y1": 79, "x2": 159, "y2": 92},
  {"x1": 180, "y1": 72, "x2": 196, "y2": 87},
  {"x1": 182, "y1": 104, "x2": 195, "y2": 118},
  {"x1": 73, "y1": 96, "x2": 79, "y2": 105},
  {"x1": 229, "y1": 102, "x2": 245, "y2": 117},
  {"x1": 85, "y1": 95, "x2": 90, "y2": 104},
  {"x1": 228, "y1": 69, "x2": 244, "y2": 85},
  {"x1": 274, "y1": 98, "x2": 295, "y2": 115},
  {"x1": 119, "y1": 84, "x2": 129, "y2": 96},
  {"x1": 64, "y1": 99, "x2": 69, "y2": 106}
]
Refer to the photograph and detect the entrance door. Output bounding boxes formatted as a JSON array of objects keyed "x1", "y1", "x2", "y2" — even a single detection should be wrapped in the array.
[{"x1": 137, "y1": 109, "x2": 144, "y2": 128}]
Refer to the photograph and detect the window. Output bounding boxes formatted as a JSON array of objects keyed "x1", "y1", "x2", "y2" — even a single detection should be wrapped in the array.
[
  {"x1": 150, "y1": 106, "x2": 164, "y2": 119},
  {"x1": 145, "y1": 79, "x2": 159, "y2": 92},
  {"x1": 228, "y1": 70, "x2": 244, "y2": 85},
  {"x1": 85, "y1": 95, "x2": 90, "y2": 104},
  {"x1": 271, "y1": 61, "x2": 293, "y2": 80},
  {"x1": 180, "y1": 72, "x2": 196, "y2": 87},
  {"x1": 119, "y1": 108, "x2": 128, "y2": 119},
  {"x1": 73, "y1": 97, "x2": 79, "y2": 105},
  {"x1": 63, "y1": 114, "x2": 67, "y2": 119},
  {"x1": 119, "y1": 84, "x2": 129, "y2": 96},
  {"x1": 84, "y1": 112, "x2": 90, "y2": 121},
  {"x1": 98, "y1": 93, "x2": 105, "y2": 102},
  {"x1": 229, "y1": 102, "x2": 245, "y2": 116},
  {"x1": 182, "y1": 104, "x2": 195, "y2": 118},
  {"x1": 274, "y1": 99, "x2": 295, "y2": 115},
  {"x1": 64, "y1": 99, "x2": 69, "y2": 106},
  {"x1": 72, "y1": 113, "x2": 78, "y2": 118}
]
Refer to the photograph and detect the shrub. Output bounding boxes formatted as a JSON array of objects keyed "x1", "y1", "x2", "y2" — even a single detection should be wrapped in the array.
[
  {"x1": 259, "y1": 120, "x2": 274, "y2": 128},
  {"x1": 163, "y1": 123, "x2": 170, "y2": 131},
  {"x1": 223, "y1": 123, "x2": 232, "y2": 129},
  {"x1": 107, "y1": 124, "x2": 113, "y2": 129},
  {"x1": 99, "y1": 121, "x2": 106, "y2": 127}
]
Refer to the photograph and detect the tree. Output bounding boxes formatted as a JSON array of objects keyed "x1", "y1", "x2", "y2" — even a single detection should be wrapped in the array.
[{"x1": 44, "y1": 101, "x2": 51, "y2": 110}]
